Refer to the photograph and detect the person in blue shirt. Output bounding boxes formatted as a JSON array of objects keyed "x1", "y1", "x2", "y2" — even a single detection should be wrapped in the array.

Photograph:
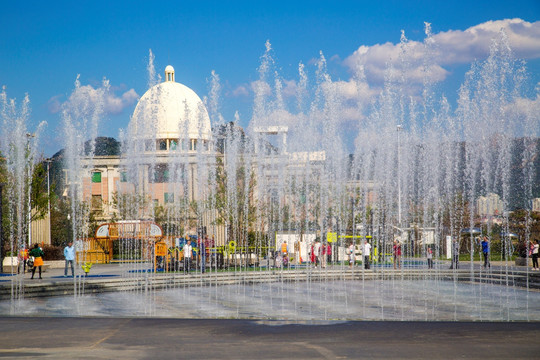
[
  {"x1": 481, "y1": 236, "x2": 490, "y2": 269},
  {"x1": 64, "y1": 241, "x2": 75, "y2": 277}
]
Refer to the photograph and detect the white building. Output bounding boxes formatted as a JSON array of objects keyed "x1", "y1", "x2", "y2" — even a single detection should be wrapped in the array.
[
  {"x1": 533, "y1": 198, "x2": 540, "y2": 212},
  {"x1": 78, "y1": 65, "x2": 225, "y2": 243},
  {"x1": 476, "y1": 193, "x2": 504, "y2": 216}
]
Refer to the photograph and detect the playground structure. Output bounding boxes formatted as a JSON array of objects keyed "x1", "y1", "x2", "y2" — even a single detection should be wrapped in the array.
[
  {"x1": 76, "y1": 221, "x2": 164, "y2": 264},
  {"x1": 156, "y1": 240, "x2": 270, "y2": 272},
  {"x1": 78, "y1": 221, "x2": 272, "y2": 271}
]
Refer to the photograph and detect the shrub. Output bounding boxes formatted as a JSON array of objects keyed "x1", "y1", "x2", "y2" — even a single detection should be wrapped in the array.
[{"x1": 42, "y1": 244, "x2": 64, "y2": 260}]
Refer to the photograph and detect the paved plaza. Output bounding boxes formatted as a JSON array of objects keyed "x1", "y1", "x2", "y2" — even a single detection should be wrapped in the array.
[{"x1": 0, "y1": 317, "x2": 539, "y2": 359}]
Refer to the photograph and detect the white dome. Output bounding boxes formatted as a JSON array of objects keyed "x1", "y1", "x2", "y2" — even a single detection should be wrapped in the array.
[{"x1": 131, "y1": 73, "x2": 211, "y2": 141}]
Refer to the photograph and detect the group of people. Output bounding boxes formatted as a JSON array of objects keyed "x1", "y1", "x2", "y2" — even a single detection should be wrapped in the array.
[
  {"x1": 179, "y1": 235, "x2": 214, "y2": 274},
  {"x1": 451, "y1": 236, "x2": 491, "y2": 270},
  {"x1": 308, "y1": 240, "x2": 332, "y2": 268},
  {"x1": 17, "y1": 243, "x2": 45, "y2": 279},
  {"x1": 18, "y1": 241, "x2": 76, "y2": 279},
  {"x1": 15, "y1": 235, "x2": 540, "y2": 280},
  {"x1": 346, "y1": 240, "x2": 372, "y2": 269}
]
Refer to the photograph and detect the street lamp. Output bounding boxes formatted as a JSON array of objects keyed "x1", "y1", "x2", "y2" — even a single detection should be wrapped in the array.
[
  {"x1": 45, "y1": 158, "x2": 52, "y2": 245},
  {"x1": 397, "y1": 125, "x2": 402, "y2": 226},
  {"x1": 26, "y1": 133, "x2": 35, "y2": 248}
]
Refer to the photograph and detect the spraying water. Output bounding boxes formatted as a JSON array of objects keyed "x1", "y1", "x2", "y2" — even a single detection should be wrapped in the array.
[{"x1": 1, "y1": 29, "x2": 539, "y2": 320}]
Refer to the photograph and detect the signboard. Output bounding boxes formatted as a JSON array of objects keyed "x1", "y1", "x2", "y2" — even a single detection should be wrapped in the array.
[
  {"x1": 96, "y1": 224, "x2": 109, "y2": 238},
  {"x1": 327, "y1": 232, "x2": 337, "y2": 243},
  {"x1": 422, "y1": 231, "x2": 435, "y2": 245},
  {"x1": 155, "y1": 242, "x2": 168, "y2": 256},
  {"x1": 150, "y1": 223, "x2": 163, "y2": 237},
  {"x1": 95, "y1": 222, "x2": 163, "y2": 239}
]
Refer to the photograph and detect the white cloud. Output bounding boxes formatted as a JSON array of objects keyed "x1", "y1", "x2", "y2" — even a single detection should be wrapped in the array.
[
  {"x1": 231, "y1": 85, "x2": 250, "y2": 97},
  {"x1": 47, "y1": 94, "x2": 63, "y2": 114},
  {"x1": 49, "y1": 84, "x2": 138, "y2": 115},
  {"x1": 344, "y1": 19, "x2": 540, "y2": 86},
  {"x1": 504, "y1": 93, "x2": 540, "y2": 137},
  {"x1": 122, "y1": 88, "x2": 139, "y2": 103},
  {"x1": 250, "y1": 80, "x2": 272, "y2": 97},
  {"x1": 434, "y1": 19, "x2": 540, "y2": 64},
  {"x1": 105, "y1": 88, "x2": 139, "y2": 115},
  {"x1": 282, "y1": 79, "x2": 297, "y2": 98},
  {"x1": 329, "y1": 54, "x2": 341, "y2": 63}
]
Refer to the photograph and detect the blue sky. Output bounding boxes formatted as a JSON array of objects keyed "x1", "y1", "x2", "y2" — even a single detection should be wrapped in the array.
[{"x1": 1, "y1": 1, "x2": 539, "y2": 156}]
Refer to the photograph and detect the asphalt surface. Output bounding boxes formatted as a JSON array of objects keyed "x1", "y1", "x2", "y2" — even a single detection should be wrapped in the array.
[{"x1": 0, "y1": 317, "x2": 539, "y2": 359}]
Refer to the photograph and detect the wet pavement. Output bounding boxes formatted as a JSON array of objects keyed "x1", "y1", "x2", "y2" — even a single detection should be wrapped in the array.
[{"x1": 0, "y1": 317, "x2": 539, "y2": 359}]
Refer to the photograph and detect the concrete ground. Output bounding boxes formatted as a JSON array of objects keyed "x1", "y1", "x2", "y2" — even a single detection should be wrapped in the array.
[{"x1": 0, "y1": 317, "x2": 539, "y2": 359}]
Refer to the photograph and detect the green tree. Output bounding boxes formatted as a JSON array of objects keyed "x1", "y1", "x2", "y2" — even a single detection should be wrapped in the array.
[
  {"x1": 30, "y1": 161, "x2": 55, "y2": 222},
  {"x1": 214, "y1": 156, "x2": 257, "y2": 252},
  {"x1": 50, "y1": 197, "x2": 73, "y2": 246}
]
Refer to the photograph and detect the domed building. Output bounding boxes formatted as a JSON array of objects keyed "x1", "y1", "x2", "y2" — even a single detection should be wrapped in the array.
[
  {"x1": 79, "y1": 65, "x2": 222, "y2": 242},
  {"x1": 131, "y1": 65, "x2": 212, "y2": 149},
  {"x1": 124, "y1": 65, "x2": 215, "y2": 204}
]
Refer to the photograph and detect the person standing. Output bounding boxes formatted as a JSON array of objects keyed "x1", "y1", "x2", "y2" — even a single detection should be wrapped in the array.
[
  {"x1": 183, "y1": 240, "x2": 193, "y2": 274},
  {"x1": 280, "y1": 241, "x2": 288, "y2": 257},
  {"x1": 294, "y1": 241, "x2": 301, "y2": 265},
  {"x1": 29, "y1": 243, "x2": 44, "y2": 280},
  {"x1": 348, "y1": 243, "x2": 355, "y2": 268},
  {"x1": 313, "y1": 239, "x2": 321, "y2": 268},
  {"x1": 18, "y1": 245, "x2": 28, "y2": 274},
  {"x1": 450, "y1": 238, "x2": 460, "y2": 269},
  {"x1": 393, "y1": 240, "x2": 402, "y2": 269},
  {"x1": 64, "y1": 241, "x2": 75, "y2": 277},
  {"x1": 198, "y1": 237, "x2": 207, "y2": 273},
  {"x1": 427, "y1": 247, "x2": 433, "y2": 269},
  {"x1": 280, "y1": 241, "x2": 289, "y2": 267},
  {"x1": 531, "y1": 240, "x2": 539, "y2": 271},
  {"x1": 320, "y1": 242, "x2": 327, "y2": 269},
  {"x1": 481, "y1": 236, "x2": 490, "y2": 269},
  {"x1": 326, "y1": 243, "x2": 332, "y2": 265},
  {"x1": 309, "y1": 242, "x2": 316, "y2": 267},
  {"x1": 363, "y1": 240, "x2": 371, "y2": 269},
  {"x1": 209, "y1": 235, "x2": 216, "y2": 268}
]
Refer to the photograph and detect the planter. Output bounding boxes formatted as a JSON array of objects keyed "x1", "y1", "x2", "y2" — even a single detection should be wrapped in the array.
[{"x1": 2, "y1": 256, "x2": 19, "y2": 273}]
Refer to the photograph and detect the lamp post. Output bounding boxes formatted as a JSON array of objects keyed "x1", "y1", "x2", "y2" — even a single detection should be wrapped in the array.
[
  {"x1": 396, "y1": 125, "x2": 402, "y2": 225},
  {"x1": 45, "y1": 158, "x2": 52, "y2": 245},
  {"x1": 26, "y1": 133, "x2": 35, "y2": 248}
]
